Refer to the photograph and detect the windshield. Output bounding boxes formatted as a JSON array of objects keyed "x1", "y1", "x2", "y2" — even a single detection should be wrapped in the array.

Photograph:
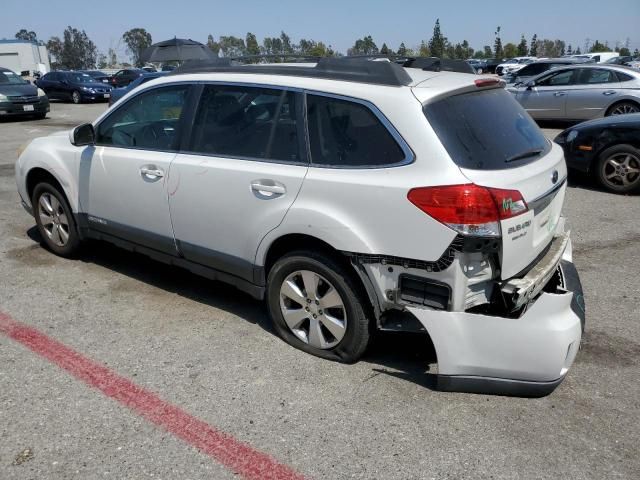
[
  {"x1": 66, "y1": 73, "x2": 94, "y2": 83},
  {"x1": 0, "y1": 70, "x2": 28, "y2": 85},
  {"x1": 423, "y1": 88, "x2": 549, "y2": 170}
]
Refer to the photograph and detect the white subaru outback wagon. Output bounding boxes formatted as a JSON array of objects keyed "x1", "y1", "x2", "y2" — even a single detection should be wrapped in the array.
[{"x1": 15, "y1": 58, "x2": 585, "y2": 396}]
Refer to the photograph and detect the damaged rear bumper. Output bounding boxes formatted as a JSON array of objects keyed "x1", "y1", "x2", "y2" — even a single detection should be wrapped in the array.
[{"x1": 407, "y1": 259, "x2": 584, "y2": 397}]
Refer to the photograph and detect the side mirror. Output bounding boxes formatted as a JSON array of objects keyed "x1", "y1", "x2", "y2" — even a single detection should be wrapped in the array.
[
  {"x1": 70, "y1": 123, "x2": 95, "y2": 146},
  {"x1": 525, "y1": 80, "x2": 535, "y2": 90}
]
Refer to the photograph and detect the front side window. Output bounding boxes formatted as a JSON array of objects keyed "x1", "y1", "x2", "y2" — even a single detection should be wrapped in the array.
[
  {"x1": 306, "y1": 94, "x2": 405, "y2": 167},
  {"x1": 96, "y1": 85, "x2": 189, "y2": 151},
  {"x1": 189, "y1": 84, "x2": 301, "y2": 163},
  {"x1": 537, "y1": 70, "x2": 575, "y2": 86}
]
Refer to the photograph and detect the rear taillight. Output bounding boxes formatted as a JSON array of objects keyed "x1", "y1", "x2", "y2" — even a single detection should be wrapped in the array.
[{"x1": 407, "y1": 184, "x2": 528, "y2": 237}]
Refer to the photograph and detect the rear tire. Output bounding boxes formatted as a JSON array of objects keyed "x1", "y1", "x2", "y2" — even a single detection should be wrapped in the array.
[
  {"x1": 595, "y1": 144, "x2": 640, "y2": 194},
  {"x1": 32, "y1": 182, "x2": 81, "y2": 257},
  {"x1": 606, "y1": 101, "x2": 640, "y2": 116},
  {"x1": 266, "y1": 250, "x2": 372, "y2": 363}
]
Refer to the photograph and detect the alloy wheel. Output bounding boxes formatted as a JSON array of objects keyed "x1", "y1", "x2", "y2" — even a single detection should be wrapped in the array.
[
  {"x1": 611, "y1": 103, "x2": 640, "y2": 115},
  {"x1": 279, "y1": 270, "x2": 347, "y2": 349},
  {"x1": 602, "y1": 152, "x2": 640, "y2": 189},
  {"x1": 37, "y1": 193, "x2": 70, "y2": 247}
]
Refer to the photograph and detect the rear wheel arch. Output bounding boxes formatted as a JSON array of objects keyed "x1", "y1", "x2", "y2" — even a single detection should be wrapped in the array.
[{"x1": 605, "y1": 100, "x2": 640, "y2": 117}]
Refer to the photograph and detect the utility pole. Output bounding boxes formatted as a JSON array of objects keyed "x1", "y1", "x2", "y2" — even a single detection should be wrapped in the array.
[{"x1": 584, "y1": 38, "x2": 591, "y2": 53}]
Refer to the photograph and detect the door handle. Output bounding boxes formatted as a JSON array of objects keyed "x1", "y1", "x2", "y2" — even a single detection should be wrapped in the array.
[
  {"x1": 554, "y1": 91, "x2": 567, "y2": 97},
  {"x1": 603, "y1": 90, "x2": 616, "y2": 96},
  {"x1": 140, "y1": 166, "x2": 164, "y2": 178},
  {"x1": 251, "y1": 181, "x2": 286, "y2": 195}
]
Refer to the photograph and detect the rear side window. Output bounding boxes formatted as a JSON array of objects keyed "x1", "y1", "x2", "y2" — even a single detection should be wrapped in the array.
[
  {"x1": 306, "y1": 94, "x2": 405, "y2": 167},
  {"x1": 424, "y1": 88, "x2": 549, "y2": 170},
  {"x1": 615, "y1": 71, "x2": 633, "y2": 82},
  {"x1": 189, "y1": 85, "x2": 301, "y2": 163},
  {"x1": 576, "y1": 69, "x2": 618, "y2": 84}
]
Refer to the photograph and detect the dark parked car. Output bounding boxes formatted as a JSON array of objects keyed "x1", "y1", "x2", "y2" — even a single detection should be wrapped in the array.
[
  {"x1": 36, "y1": 71, "x2": 112, "y2": 104},
  {"x1": 108, "y1": 68, "x2": 145, "y2": 87},
  {"x1": 80, "y1": 70, "x2": 111, "y2": 84},
  {"x1": 482, "y1": 58, "x2": 501, "y2": 74},
  {"x1": 0, "y1": 66, "x2": 49, "y2": 119},
  {"x1": 506, "y1": 58, "x2": 590, "y2": 84},
  {"x1": 108, "y1": 71, "x2": 168, "y2": 106},
  {"x1": 555, "y1": 113, "x2": 640, "y2": 193},
  {"x1": 604, "y1": 56, "x2": 635, "y2": 66}
]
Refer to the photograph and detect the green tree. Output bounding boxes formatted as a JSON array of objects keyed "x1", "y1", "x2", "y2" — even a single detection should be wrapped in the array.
[
  {"x1": 619, "y1": 47, "x2": 631, "y2": 56},
  {"x1": 46, "y1": 37, "x2": 63, "y2": 68},
  {"x1": 566, "y1": 44, "x2": 573, "y2": 55},
  {"x1": 122, "y1": 28, "x2": 152, "y2": 67},
  {"x1": 207, "y1": 34, "x2": 221, "y2": 56},
  {"x1": 428, "y1": 19, "x2": 447, "y2": 58},
  {"x1": 348, "y1": 35, "x2": 378, "y2": 55},
  {"x1": 517, "y1": 35, "x2": 528, "y2": 56},
  {"x1": 590, "y1": 40, "x2": 610, "y2": 53},
  {"x1": 298, "y1": 39, "x2": 334, "y2": 57},
  {"x1": 97, "y1": 53, "x2": 107, "y2": 69},
  {"x1": 494, "y1": 26, "x2": 503, "y2": 59},
  {"x1": 15, "y1": 29, "x2": 38, "y2": 42},
  {"x1": 380, "y1": 43, "x2": 390, "y2": 55},
  {"x1": 245, "y1": 32, "x2": 260, "y2": 57},
  {"x1": 418, "y1": 41, "x2": 430, "y2": 57},
  {"x1": 219, "y1": 36, "x2": 246, "y2": 57},
  {"x1": 483, "y1": 45, "x2": 493, "y2": 58},
  {"x1": 397, "y1": 42, "x2": 408, "y2": 56},
  {"x1": 529, "y1": 34, "x2": 538, "y2": 56},
  {"x1": 503, "y1": 42, "x2": 517, "y2": 59},
  {"x1": 461, "y1": 40, "x2": 473, "y2": 59},
  {"x1": 279, "y1": 31, "x2": 295, "y2": 55},
  {"x1": 56, "y1": 26, "x2": 97, "y2": 69},
  {"x1": 575, "y1": 46, "x2": 582, "y2": 54},
  {"x1": 634, "y1": 48, "x2": 639, "y2": 56}
]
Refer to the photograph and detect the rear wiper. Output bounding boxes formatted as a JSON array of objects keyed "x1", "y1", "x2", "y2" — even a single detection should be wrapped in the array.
[{"x1": 505, "y1": 148, "x2": 544, "y2": 163}]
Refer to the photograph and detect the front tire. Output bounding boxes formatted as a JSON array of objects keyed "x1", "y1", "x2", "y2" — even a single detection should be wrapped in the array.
[
  {"x1": 266, "y1": 250, "x2": 372, "y2": 363},
  {"x1": 595, "y1": 144, "x2": 640, "y2": 194},
  {"x1": 32, "y1": 182, "x2": 81, "y2": 257},
  {"x1": 71, "y1": 90, "x2": 82, "y2": 104}
]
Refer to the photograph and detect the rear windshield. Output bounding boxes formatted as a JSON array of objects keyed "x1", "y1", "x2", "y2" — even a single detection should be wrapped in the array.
[{"x1": 423, "y1": 88, "x2": 549, "y2": 170}]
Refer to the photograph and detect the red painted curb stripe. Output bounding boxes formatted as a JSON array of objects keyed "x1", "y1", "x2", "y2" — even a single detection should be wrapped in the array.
[{"x1": 0, "y1": 312, "x2": 306, "y2": 480}]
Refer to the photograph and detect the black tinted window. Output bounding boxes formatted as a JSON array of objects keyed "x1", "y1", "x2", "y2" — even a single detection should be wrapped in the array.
[
  {"x1": 307, "y1": 95, "x2": 405, "y2": 167},
  {"x1": 189, "y1": 85, "x2": 300, "y2": 162},
  {"x1": 576, "y1": 69, "x2": 618, "y2": 84},
  {"x1": 96, "y1": 85, "x2": 189, "y2": 150},
  {"x1": 537, "y1": 70, "x2": 575, "y2": 86},
  {"x1": 615, "y1": 71, "x2": 633, "y2": 82},
  {"x1": 424, "y1": 88, "x2": 549, "y2": 170}
]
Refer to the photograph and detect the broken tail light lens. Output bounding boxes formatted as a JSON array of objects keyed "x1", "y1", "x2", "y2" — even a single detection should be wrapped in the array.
[{"x1": 407, "y1": 184, "x2": 528, "y2": 237}]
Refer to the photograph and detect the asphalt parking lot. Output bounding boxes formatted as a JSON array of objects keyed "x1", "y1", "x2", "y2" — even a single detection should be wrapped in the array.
[{"x1": 1, "y1": 102, "x2": 639, "y2": 480}]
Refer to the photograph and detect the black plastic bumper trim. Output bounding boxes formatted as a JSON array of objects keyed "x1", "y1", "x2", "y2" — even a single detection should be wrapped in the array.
[{"x1": 437, "y1": 374, "x2": 565, "y2": 397}]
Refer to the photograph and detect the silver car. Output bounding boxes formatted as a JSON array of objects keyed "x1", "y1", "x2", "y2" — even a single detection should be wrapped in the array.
[{"x1": 509, "y1": 65, "x2": 640, "y2": 120}]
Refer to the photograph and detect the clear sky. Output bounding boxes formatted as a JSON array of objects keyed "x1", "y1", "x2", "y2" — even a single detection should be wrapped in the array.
[{"x1": 2, "y1": 0, "x2": 639, "y2": 60}]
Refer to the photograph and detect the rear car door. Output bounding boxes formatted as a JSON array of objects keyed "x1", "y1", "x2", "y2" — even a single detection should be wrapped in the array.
[
  {"x1": 38, "y1": 72, "x2": 60, "y2": 98},
  {"x1": 564, "y1": 68, "x2": 621, "y2": 119},
  {"x1": 168, "y1": 83, "x2": 308, "y2": 283},
  {"x1": 516, "y1": 69, "x2": 576, "y2": 119},
  {"x1": 79, "y1": 83, "x2": 193, "y2": 254}
]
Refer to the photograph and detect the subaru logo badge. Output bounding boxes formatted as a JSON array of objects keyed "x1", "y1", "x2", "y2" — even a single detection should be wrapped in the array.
[{"x1": 551, "y1": 170, "x2": 559, "y2": 184}]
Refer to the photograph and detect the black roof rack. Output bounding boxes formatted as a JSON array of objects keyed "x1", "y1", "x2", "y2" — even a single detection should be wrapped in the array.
[{"x1": 170, "y1": 56, "x2": 413, "y2": 86}]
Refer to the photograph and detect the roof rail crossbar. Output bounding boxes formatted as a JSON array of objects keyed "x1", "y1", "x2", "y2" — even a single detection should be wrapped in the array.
[{"x1": 170, "y1": 56, "x2": 413, "y2": 86}]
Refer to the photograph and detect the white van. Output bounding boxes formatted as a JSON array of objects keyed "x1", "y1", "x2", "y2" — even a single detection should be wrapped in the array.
[{"x1": 572, "y1": 52, "x2": 619, "y2": 63}]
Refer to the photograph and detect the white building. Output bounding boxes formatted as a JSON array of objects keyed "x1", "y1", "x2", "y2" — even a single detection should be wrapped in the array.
[{"x1": 0, "y1": 39, "x2": 50, "y2": 75}]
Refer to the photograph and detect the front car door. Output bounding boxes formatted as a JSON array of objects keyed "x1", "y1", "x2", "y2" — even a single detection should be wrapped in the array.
[
  {"x1": 516, "y1": 68, "x2": 576, "y2": 119},
  {"x1": 564, "y1": 68, "x2": 621, "y2": 119},
  {"x1": 78, "y1": 83, "x2": 193, "y2": 254},
  {"x1": 169, "y1": 83, "x2": 308, "y2": 283}
]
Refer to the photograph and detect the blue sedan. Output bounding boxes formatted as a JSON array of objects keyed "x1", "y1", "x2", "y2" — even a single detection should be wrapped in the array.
[{"x1": 108, "y1": 72, "x2": 169, "y2": 107}]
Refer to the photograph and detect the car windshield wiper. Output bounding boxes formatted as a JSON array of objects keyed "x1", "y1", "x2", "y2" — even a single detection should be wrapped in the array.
[{"x1": 505, "y1": 148, "x2": 544, "y2": 163}]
